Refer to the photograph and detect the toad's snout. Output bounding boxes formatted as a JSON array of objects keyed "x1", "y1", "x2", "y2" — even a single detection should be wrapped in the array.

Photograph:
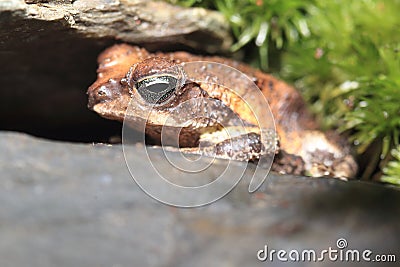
[{"x1": 87, "y1": 79, "x2": 125, "y2": 110}]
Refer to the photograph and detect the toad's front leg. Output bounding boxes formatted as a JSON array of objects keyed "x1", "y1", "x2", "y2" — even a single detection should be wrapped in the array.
[{"x1": 176, "y1": 131, "x2": 305, "y2": 175}]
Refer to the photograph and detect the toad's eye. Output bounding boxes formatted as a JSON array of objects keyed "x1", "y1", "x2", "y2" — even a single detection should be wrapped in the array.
[{"x1": 135, "y1": 75, "x2": 178, "y2": 104}]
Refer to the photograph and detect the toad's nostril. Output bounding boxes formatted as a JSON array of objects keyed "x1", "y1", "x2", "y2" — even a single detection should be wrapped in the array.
[
  {"x1": 87, "y1": 79, "x2": 123, "y2": 109},
  {"x1": 97, "y1": 89, "x2": 106, "y2": 96}
]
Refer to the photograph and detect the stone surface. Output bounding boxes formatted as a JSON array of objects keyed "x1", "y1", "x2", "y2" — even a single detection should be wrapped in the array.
[
  {"x1": 0, "y1": 132, "x2": 399, "y2": 266},
  {"x1": 0, "y1": 0, "x2": 231, "y2": 142},
  {"x1": 1, "y1": 0, "x2": 231, "y2": 51}
]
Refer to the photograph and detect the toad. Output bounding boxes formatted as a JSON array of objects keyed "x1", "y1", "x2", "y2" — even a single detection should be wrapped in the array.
[{"x1": 87, "y1": 44, "x2": 357, "y2": 178}]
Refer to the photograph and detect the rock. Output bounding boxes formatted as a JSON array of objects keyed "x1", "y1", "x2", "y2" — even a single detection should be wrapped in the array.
[
  {"x1": 0, "y1": 0, "x2": 231, "y2": 142},
  {"x1": 1, "y1": 0, "x2": 231, "y2": 51},
  {"x1": 0, "y1": 132, "x2": 399, "y2": 266}
]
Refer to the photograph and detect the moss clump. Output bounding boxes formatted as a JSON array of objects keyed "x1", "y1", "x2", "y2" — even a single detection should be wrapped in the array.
[
  {"x1": 282, "y1": 1, "x2": 400, "y2": 180},
  {"x1": 168, "y1": 0, "x2": 316, "y2": 70}
]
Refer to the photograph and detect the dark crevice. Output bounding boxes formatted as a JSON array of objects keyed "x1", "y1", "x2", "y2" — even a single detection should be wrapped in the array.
[
  {"x1": 0, "y1": 13, "x2": 216, "y2": 143},
  {"x1": 0, "y1": 13, "x2": 120, "y2": 142}
]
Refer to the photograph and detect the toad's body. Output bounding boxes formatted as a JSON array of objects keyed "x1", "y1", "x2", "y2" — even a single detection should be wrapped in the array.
[{"x1": 87, "y1": 44, "x2": 357, "y2": 178}]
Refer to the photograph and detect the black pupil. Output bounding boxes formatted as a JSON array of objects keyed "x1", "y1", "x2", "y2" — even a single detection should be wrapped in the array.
[
  {"x1": 146, "y1": 82, "x2": 169, "y2": 93},
  {"x1": 135, "y1": 75, "x2": 177, "y2": 104}
]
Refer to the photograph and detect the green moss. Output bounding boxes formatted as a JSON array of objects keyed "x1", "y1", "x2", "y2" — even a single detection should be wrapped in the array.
[
  {"x1": 282, "y1": 0, "x2": 400, "y2": 181},
  {"x1": 382, "y1": 146, "x2": 400, "y2": 185},
  {"x1": 168, "y1": 0, "x2": 316, "y2": 70}
]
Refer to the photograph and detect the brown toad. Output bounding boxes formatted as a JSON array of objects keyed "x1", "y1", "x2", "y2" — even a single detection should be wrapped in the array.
[{"x1": 87, "y1": 44, "x2": 357, "y2": 178}]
